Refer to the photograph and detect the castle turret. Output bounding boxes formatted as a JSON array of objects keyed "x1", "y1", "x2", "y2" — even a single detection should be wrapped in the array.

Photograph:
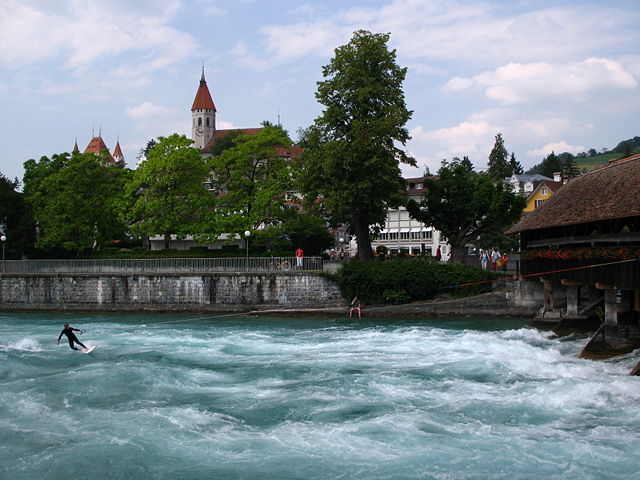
[{"x1": 191, "y1": 67, "x2": 216, "y2": 150}]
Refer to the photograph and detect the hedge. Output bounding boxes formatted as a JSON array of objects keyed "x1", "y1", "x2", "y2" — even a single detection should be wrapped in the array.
[{"x1": 333, "y1": 257, "x2": 498, "y2": 305}]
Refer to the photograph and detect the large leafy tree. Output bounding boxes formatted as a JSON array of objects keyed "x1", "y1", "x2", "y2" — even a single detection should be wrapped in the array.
[
  {"x1": 487, "y1": 133, "x2": 511, "y2": 179},
  {"x1": 407, "y1": 158, "x2": 526, "y2": 263},
  {"x1": 203, "y1": 124, "x2": 295, "y2": 239},
  {"x1": 125, "y1": 134, "x2": 210, "y2": 248},
  {"x1": 0, "y1": 174, "x2": 35, "y2": 258},
  {"x1": 297, "y1": 30, "x2": 414, "y2": 261},
  {"x1": 23, "y1": 152, "x2": 130, "y2": 254}
]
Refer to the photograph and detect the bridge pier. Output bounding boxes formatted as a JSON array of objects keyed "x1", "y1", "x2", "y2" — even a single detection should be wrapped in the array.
[{"x1": 596, "y1": 283, "x2": 618, "y2": 325}]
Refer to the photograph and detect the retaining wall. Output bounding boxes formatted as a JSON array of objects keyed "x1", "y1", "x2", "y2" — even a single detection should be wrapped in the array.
[{"x1": 0, "y1": 273, "x2": 343, "y2": 312}]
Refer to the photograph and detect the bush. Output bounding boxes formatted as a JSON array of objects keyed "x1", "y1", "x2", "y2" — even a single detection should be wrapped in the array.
[{"x1": 334, "y1": 257, "x2": 497, "y2": 305}]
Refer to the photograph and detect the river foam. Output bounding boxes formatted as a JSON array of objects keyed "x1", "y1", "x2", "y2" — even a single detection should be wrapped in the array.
[{"x1": 0, "y1": 313, "x2": 638, "y2": 479}]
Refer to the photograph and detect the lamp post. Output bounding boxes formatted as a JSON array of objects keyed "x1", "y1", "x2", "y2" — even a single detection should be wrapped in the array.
[
  {"x1": 244, "y1": 230, "x2": 251, "y2": 271},
  {"x1": 1, "y1": 235, "x2": 5, "y2": 273}
]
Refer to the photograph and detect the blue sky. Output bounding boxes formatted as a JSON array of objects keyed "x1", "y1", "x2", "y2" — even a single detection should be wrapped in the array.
[{"x1": 1, "y1": 0, "x2": 638, "y2": 182}]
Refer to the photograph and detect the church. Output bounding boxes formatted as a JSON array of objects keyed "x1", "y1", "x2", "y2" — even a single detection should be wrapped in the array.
[{"x1": 72, "y1": 131, "x2": 124, "y2": 164}]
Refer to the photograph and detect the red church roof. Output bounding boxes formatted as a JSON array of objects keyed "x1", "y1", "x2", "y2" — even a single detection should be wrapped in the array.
[
  {"x1": 113, "y1": 140, "x2": 124, "y2": 158},
  {"x1": 84, "y1": 136, "x2": 115, "y2": 163},
  {"x1": 191, "y1": 69, "x2": 216, "y2": 111}
]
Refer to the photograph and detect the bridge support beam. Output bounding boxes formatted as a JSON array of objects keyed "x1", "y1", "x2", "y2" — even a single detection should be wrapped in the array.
[
  {"x1": 561, "y1": 279, "x2": 585, "y2": 318},
  {"x1": 596, "y1": 283, "x2": 617, "y2": 326}
]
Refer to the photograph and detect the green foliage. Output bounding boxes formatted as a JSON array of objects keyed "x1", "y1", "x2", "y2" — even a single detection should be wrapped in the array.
[
  {"x1": 487, "y1": 133, "x2": 511, "y2": 179},
  {"x1": 209, "y1": 130, "x2": 243, "y2": 157},
  {"x1": 509, "y1": 152, "x2": 523, "y2": 175},
  {"x1": 204, "y1": 125, "x2": 295, "y2": 240},
  {"x1": 0, "y1": 173, "x2": 35, "y2": 258},
  {"x1": 407, "y1": 158, "x2": 526, "y2": 263},
  {"x1": 23, "y1": 152, "x2": 130, "y2": 254},
  {"x1": 124, "y1": 134, "x2": 211, "y2": 248},
  {"x1": 383, "y1": 289, "x2": 410, "y2": 304},
  {"x1": 297, "y1": 30, "x2": 414, "y2": 261},
  {"x1": 247, "y1": 215, "x2": 334, "y2": 256},
  {"x1": 335, "y1": 257, "x2": 496, "y2": 305}
]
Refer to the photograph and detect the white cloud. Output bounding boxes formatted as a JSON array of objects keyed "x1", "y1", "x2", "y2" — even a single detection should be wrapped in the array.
[
  {"x1": 237, "y1": 0, "x2": 639, "y2": 71},
  {"x1": 447, "y1": 58, "x2": 637, "y2": 105},
  {"x1": 527, "y1": 141, "x2": 586, "y2": 158},
  {"x1": 0, "y1": 0, "x2": 199, "y2": 72},
  {"x1": 125, "y1": 102, "x2": 172, "y2": 121}
]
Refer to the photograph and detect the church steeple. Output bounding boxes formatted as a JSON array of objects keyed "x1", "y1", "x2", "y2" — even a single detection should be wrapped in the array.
[{"x1": 191, "y1": 66, "x2": 216, "y2": 150}]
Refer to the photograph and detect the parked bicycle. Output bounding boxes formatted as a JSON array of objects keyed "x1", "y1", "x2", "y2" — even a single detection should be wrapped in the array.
[{"x1": 268, "y1": 257, "x2": 292, "y2": 271}]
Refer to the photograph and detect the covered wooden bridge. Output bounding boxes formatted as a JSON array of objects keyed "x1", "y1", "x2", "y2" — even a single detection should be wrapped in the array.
[{"x1": 507, "y1": 154, "x2": 640, "y2": 365}]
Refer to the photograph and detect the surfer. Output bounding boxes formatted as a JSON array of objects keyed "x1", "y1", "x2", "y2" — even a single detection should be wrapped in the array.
[{"x1": 57, "y1": 324, "x2": 88, "y2": 351}]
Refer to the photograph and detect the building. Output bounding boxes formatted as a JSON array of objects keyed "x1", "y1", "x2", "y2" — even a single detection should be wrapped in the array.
[
  {"x1": 507, "y1": 154, "x2": 640, "y2": 330},
  {"x1": 506, "y1": 173, "x2": 553, "y2": 196},
  {"x1": 371, "y1": 177, "x2": 449, "y2": 258},
  {"x1": 72, "y1": 135, "x2": 124, "y2": 164},
  {"x1": 523, "y1": 179, "x2": 563, "y2": 213}
]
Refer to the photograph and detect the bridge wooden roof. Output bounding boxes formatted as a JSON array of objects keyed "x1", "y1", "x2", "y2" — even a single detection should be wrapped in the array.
[{"x1": 508, "y1": 154, "x2": 640, "y2": 234}]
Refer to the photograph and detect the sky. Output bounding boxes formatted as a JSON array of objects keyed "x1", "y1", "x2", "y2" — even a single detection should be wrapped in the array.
[{"x1": 1, "y1": 0, "x2": 639, "y2": 183}]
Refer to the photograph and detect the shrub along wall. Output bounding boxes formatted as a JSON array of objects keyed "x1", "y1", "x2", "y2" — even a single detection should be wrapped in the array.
[{"x1": 333, "y1": 257, "x2": 498, "y2": 305}]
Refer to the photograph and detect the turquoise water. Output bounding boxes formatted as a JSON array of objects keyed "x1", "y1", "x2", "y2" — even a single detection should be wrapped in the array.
[{"x1": 1, "y1": 312, "x2": 639, "y2": 480}]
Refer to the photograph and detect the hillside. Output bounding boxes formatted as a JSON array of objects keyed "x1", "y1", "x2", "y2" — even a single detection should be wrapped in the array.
[{"x1": 526, "y1": 136, "x2": 639, "y2": 175}]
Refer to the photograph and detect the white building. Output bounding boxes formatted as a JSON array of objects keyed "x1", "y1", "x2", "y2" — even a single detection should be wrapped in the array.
[{"x1": 370, "y1": 177, "x2": 449, "y2": 258}]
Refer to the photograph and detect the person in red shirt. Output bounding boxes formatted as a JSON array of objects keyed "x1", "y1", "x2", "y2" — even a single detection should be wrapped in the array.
[{"x1": 295, "y1": 247, "x2": 304, "y2": 269}]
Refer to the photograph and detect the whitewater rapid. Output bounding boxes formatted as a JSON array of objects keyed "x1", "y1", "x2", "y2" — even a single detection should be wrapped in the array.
[{"x1": 1, "y1": 313, "x2": 638, "y2": 479}]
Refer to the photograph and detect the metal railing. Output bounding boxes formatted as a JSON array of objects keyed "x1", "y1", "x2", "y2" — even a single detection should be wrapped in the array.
[{"x1": 0, "y1": 257, "x2": 323, "y2": 274}]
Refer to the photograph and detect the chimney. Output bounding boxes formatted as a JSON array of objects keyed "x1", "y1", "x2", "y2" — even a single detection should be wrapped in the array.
[{"x1": 553, "y1": 172, "x2": 561, "y2": 182}]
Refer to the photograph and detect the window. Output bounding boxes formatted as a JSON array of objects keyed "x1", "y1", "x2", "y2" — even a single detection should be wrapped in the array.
[
  {"x1": 411, "y1": 231, "x2": 421, "y2": 240},
  {"x1": 206, "y1": 118, "x2": 210, "y2": 127},
  {"x1": 198, "y1": 117, "x2": 202, "y2": 126},
  {"x1": 541, "y1": 187, "x2": 548, "y2": 195},
  {"x1": 535, "y1": 199, "x2": 545, "y2": 208},
  {"x1": 422, "y1": 231, "x2": 433, "y2": 240},
  {"x1": 400, "y1": 232, "x2": 409, "y2": 240},
  {"x1": 389, "y1": 232, "x2": 398, "y2": 240}
]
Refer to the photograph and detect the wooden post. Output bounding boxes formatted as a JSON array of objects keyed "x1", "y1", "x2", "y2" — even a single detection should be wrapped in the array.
[
  {"x1": 561, "y1": 279, "x2": 584, "y2": 317},
  {"x1": 540, "y1": 277, "x2": 554, "y2": 313},
  {"x1": 596, "y1": 283, "x2": 617, "y2": 326}
]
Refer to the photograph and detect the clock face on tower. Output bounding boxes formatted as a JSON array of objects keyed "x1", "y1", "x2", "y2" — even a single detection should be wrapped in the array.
[{"x1": 196, "y1": 127, "x2": 204, "y2": 136}]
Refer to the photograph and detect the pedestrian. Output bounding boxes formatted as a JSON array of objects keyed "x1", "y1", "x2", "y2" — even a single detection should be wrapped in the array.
[
  {"x1": 349, "y1": 296, "x2": 362, "y2": 318},
  {"x1": 57, "y1": 323, "x2": 88, "y2": 351},
  {"x1": 480, "y1": 249, "x2": 489, "y2": 270},
  {"x1": 435, "y1": 245, "x2": 442, "y2": 262},
  {"x1": 295, "y1": 247, "x2": 304, "y2": 269},
  {"x1": 500, "y1": 252, "x2": 509, "y2": 272},
  {"x1": 491, "y1": 248, "x2": 501, "y2": 271}
]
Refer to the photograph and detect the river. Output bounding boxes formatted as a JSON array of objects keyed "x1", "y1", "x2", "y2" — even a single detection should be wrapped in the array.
[{"x1": 1, "y1": 312, "x2": 638, "y2": 479}]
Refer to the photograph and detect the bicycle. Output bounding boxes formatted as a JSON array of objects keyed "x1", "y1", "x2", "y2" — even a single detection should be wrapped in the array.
[{"x1": 267, "y1": 257, "x2": 292, "y2": 271}]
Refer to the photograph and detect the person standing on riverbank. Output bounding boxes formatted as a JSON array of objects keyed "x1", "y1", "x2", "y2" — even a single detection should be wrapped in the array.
[
  {"x1": 57, "y1": 324, "x2": 87, "y2": 351},
  {"x1": 295, "y1": 247, "x2": 304, "y2": 269}
]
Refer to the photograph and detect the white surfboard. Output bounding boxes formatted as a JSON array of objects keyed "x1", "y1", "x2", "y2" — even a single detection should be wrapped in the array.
[{"x1": 81, "y1": 346, "x2": 96, "y2": 354}]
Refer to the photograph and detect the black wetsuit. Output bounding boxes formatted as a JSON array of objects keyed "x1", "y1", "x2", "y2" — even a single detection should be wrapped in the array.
[{"x1": 58, "y1": 327, "x2": 86, "y2": 350}]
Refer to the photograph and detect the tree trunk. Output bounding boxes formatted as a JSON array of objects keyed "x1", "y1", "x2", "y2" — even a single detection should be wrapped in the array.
[{"x1": 353, "y1": 216, "x2": 373, "y2": 261}]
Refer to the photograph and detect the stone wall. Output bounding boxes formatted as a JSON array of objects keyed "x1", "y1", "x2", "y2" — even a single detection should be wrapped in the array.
[{"x1": 0, "y1": 273, "x2": 343, "y2": 312}]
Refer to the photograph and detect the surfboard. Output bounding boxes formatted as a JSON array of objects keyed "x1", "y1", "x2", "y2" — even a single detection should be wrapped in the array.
[{"x1": 81, "y1": 346, "x2": 96, "y2": 354}]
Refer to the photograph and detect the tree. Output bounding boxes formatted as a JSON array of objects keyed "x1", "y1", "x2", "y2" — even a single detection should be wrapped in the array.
[
  {"x1": 561, "y1": 155, "x2": 580, "y2": 179},
  {"x1": 0, "y1": 174, "x2": 35, "y2": 258},
  {"x1": 125, "y1": 134, "x2": 210, "y2": 248},
  {"x1": 487, "y1": 133, "x2": 511, "y2": 179},
  {"x1": 23, "y1": 152, "x2": 130, "y2": 254},
  {"x1": 297, "y1": 30, "x2": 414, "y2": 261},
  {"x1": 203, "y1": 124, "x2": 295, "y2": 239},
  {"x1": 209, "y1": 130, "x2": 243, "y2": 157},
  {"x1": 509, "y1": 152, "x2": 523, "y2": 175},
  {"x1": 406, "y1": 158, "x2": 525, "y2": 263}
]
